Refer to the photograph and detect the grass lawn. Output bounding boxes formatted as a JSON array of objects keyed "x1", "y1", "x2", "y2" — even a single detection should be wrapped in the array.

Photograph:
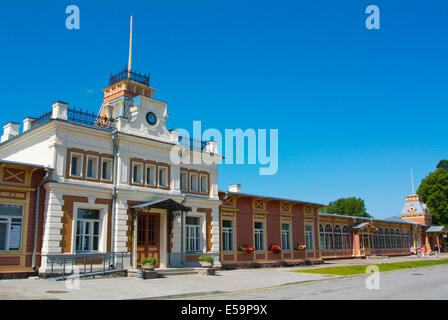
[{"x1": 292, "y1": 259, "x2": 448, "y2": 276}]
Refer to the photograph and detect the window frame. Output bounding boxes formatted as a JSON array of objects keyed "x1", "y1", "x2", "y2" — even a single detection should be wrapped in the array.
[
  {"x1": 325, "y1": 224, "x2": 334, "y2": 250},
  {"x1": 85, "y1": 155, "x2": 99, "y2": 180},
  {"x1": 0, "y1": 203, "x2": 24, "y2": 252},
  {"x1": 281, "y1": 223, "x2": 291, "y2": 251},
  {"x1": 221, "y1": 219, "x2": 234, "y2": 252},
  {"x1": 131, "y1": 161, "x2": 144, "y2": 185},
  {"x1": 305, "y1": 224, "x2": 314, "y2": 250},
  {"x1": 101, "y1": 157, "x2": 113, "y2": 182},
  {"x1": 189, "y1": 172, "x2": 199, "y2": 192},
  {"x1": 157, "y1": 165, "x2": 169, "y2": 188},
  {"x1": 185, "y1": 216, "x2": 201, "y2": 253},
  {"x1": 74, "y1": 208, "x2": 101, "y2": 253},
  {"x1": 180, "y1": 170, "x2": 189, "y2": 191},
  {"x1": 254, "y1": 221, "x2": 265, "y2": 251},
  {"x1": 145, "y1": 163, "x2": 156, "y2": 187},
  {"x1": 319, "y1": 224, "x2": 325, "y2": 250},
  {"x1": 69, "y1": 152, "x2": 84, "y2": 178},
  {"x1": 342, "y1": 225, "x2": 350, "y2": 250},
  {"x1": 200, "y1": 174, "x2": 209, "y2": 194},
  {"x1": 334, "y1": 225, "x2": 343, "y2": 250}
]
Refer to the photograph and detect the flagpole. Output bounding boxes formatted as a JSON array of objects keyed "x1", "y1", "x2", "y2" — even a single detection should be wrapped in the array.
[{"x1": 128, "y1": 15, "x2": 133, "y2": 79}]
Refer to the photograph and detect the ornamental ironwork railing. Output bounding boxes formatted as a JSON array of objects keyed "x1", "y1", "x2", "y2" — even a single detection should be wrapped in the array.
[
  {"x1": 67, "y1": 107, "x2": 116, "y2": 131},
  {"x1": 178, "y1": 136, "x2": 207, "y2": 151},
  {"x1": 31, "y1": 110, "x2": 52, "y2": 129},
  {"x1": 110, "y1": 69, "x2": 150, "y2": 86},
  {"x1": 46, "y1": 252, "x2": 131, "y2": 281}
]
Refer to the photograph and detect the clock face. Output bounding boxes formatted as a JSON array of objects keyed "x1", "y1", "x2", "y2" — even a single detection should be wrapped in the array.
[{"x1": 146, "y1": 112, "x2": 157, "y2": 125}]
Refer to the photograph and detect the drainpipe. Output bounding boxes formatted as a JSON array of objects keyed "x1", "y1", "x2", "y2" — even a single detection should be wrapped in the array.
[
  {"x1": 353, "y1": 217, "x2": 357, "y2": 257},
  {"x1": 111, "y1": 130, "x2": 119, "y2": 256},
  {"x1": 180, "y1": 195, "x2": 187, "y2": 266},
  {"x1": 32, "y1": 168, "x2": 51, "y2": 270}
]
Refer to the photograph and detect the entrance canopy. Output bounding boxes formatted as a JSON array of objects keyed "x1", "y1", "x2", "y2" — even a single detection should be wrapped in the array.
[
  {"x1": 130, "y1": 198, "x2": 191, "y2": 214},
  {"x1": 424, "y1": 225, "x2": 446, "y2": 233}
]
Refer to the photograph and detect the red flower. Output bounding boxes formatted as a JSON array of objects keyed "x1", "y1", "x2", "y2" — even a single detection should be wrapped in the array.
[
  {"x1": 295, "y1": 243, "x2": 306, "y2": 250},
  {"x1": 270, "y1": 244, "x2": 281, "y2": 253},
  {"x1": 239, "y1": 245, "x2": 254, "y2": 253}
]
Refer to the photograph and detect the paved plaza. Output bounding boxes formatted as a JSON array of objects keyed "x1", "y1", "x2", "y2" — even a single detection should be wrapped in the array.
[{"x1": 0, "y1": 254, "x2": 446, "y2": 300}]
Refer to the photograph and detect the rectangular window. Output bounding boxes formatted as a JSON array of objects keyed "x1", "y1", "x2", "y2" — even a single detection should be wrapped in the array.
[
  {"x1": 185, "y1": 216, "x2": 201, "y2": 252},
  {"x1": 86, "y1": 155, "x2": 99, "y2": 179},
  {"x1": 254, "y1": 221, "x2": 264, "y2": 251},
  {"x1": 132, "y1": 162, "x2": 143, "y2": 185},
  {"x1": 190, "y1": 173, "x2": 198, "y2": 192},
  {"x1": 158, "y1": 166, "x2": 168, "y2": 187},
  {"x1": 70, "y1": 153, "x2": 83, "y2": 177},
  {"x1": 180, "y1": 171, "x2": 188, "y2": 191},
  {"x1": 0, "y1": 204, "x2": 23, "y2": 251},
  {"x1": 101, "y1": 158, "x2": 113, "y2": 181},
  {"x1": 75, "y1": 209, "x2": 100, "y2": 252},
  {"x1": 146, "y1": 164, "x2": 156, "y2": 186},
  {"x1": 222, "y1": 220, "x2": 234, "y2": 251},
  {"x1": 305, "y1": 225, "x2": 314, "y2": 250},
  {"x1": 200, "y1": 174, "x2": 209, "y2": 194},
  {"x1": 281, "y1": 223, "x2": 291, "y2": 251}
]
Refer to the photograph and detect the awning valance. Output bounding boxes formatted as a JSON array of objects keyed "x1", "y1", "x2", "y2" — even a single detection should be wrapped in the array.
[{"x1": 130, "y1": 198, "x2": 191, "y2": 213}]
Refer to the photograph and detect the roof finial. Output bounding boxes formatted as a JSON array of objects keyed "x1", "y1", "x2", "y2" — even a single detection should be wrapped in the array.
[
  {"x1": 127, "y1": 15, "x2": 133, "y2": 79},
  {"x1": 411, "y1": 168, "x2": 415, "y2": 195}
]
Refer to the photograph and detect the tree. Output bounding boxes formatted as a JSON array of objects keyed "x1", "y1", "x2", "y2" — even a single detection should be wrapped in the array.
[
  {"x1": 437, "y1": 160, "x2": 448, "y2": 171},
  {"x1": 319, "y1": 197, "x2": 372, "y2": 218},
  {"x1": 417, "y1": 168, "x2": 448, "y2": 227}
]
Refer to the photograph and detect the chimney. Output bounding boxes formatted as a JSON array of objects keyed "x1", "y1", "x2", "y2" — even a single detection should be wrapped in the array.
[
  {"x1": 23, "y1": 117, "x2": 35, "y2": 132},
  {"x1": 51, "y1": 101, "x2": 68, "y2": 120},
  {"x1": 228, "y1": 184, "x2": 241, "y2": 193},
  {"x1": 1, "y1": 122, "x2": 20, "y2": 143}
]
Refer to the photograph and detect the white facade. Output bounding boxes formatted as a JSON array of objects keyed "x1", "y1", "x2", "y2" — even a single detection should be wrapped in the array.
[{"x1": 0, "y1": 87, "x2": 222, "y2": 273}]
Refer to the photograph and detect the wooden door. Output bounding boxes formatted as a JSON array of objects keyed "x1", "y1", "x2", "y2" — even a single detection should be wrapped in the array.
[{"x1": 137, "y1": 212, "x2": 160, "y2": 267}]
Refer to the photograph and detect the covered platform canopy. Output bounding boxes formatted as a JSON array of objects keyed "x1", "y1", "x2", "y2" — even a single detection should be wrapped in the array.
[{"x1": 424, "y1": 225, "x2": 446, "y2": 233}]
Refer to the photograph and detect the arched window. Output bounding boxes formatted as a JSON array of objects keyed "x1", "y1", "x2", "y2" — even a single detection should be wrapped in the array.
[
  {"x1": 319, "y1": 224, "x2": 325, "y2": 250},
  {"x1": 373, "y1": 231, "x2": 379, "y2": 249},
  {"x1": 325, "y1": 225, "x2": 334, "y2": 250},
  {"x1": 379, "y1": 228, "x2": 384, "y2": 249},
  {"x1": 343, "y1": 226, "x2": 351, "y2": 249},
  {"x1": 334, "y1": 225, "x2": 342, "y2": 250},
  {"x1": 396, "y1": 229, "x2": 401, "y2": 248},
  {"x1": 401, "y1": 229, "x2": 406, "y2": 249},
  {"x1": 385, "y1": 229, "x2": 390, "y2": 249},
  {"x1": 390, "y1": 229, "x2": 395, "y2": 248}
]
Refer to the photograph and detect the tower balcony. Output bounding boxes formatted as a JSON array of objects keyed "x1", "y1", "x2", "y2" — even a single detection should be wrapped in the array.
[{"x1": 109, "y1": 69, "x2": 150, "y2": 87}]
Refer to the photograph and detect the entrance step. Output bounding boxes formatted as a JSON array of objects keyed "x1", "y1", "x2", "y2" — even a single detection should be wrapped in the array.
[
  {"x1": 128, "y1": 267, "x2": 204, "y2": 277},
  {"x1": 157, "y1": 267, "x2": 203, "y2": 276}
]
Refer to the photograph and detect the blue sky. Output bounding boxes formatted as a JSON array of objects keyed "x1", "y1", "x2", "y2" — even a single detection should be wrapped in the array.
[{"x1": 0, "y1": 1, "x2": 447, "y2": 218}]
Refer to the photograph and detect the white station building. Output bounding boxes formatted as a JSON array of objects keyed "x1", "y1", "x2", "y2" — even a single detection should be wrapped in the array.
[{"x1": 0, "y1": 67, "x2": 222, "y2": 274}]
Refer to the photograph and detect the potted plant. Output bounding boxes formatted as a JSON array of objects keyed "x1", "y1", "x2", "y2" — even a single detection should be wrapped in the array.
[
  {"x1": 198, "y1": 255, "x2": 214, "y2": 268},
  {"x1": 141, "y1": 257, "x2": 158, "y2": 271},
  {"x1": 270, "y1": 244, "x2": 281, "y2": 254},
  {"x1": 295, "y1": 243, "x2": 306, "y2": 250},
  {"x1": 239, "y1": 245, "x2": 254, "y2": 253}
]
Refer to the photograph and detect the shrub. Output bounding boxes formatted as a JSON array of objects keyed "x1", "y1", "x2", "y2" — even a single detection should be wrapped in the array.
[
  {"x1": 199, "y1": 255, "x2": 214, "y2": 264},
  {"x1": 141, "y1": 257, "x2": 158, "y2": 265}
]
